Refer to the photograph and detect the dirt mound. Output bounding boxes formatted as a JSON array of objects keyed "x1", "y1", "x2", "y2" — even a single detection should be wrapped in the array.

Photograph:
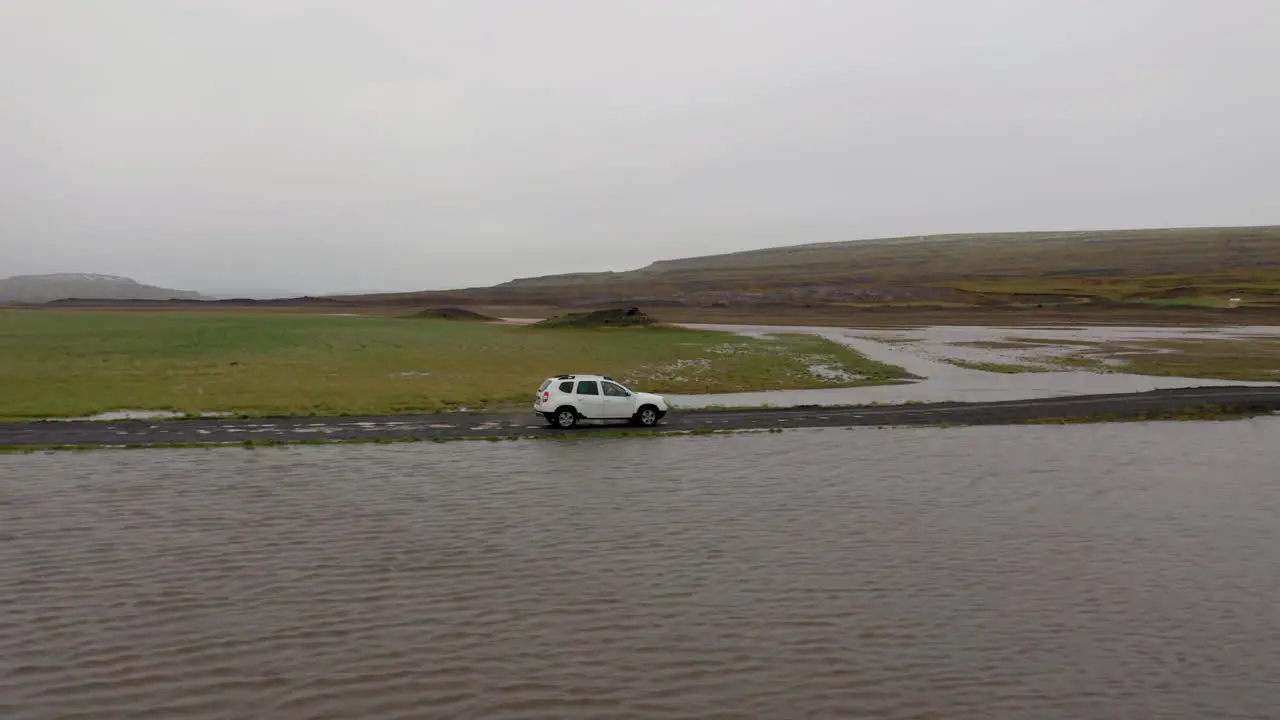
[
  {"x1": 533, "y1": 306, "x2": 658, "y2": 328},
  {"x1": 1144, "y1": 286, "x2": 1201, "y2": 299},
  {"x1": 404, "y1": 307, "x2": 499, "y2": 322}
]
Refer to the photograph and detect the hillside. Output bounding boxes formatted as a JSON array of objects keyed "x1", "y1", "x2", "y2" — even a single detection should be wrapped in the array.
[
  {"x1": 355, "y1": 225, "x2": 1280, "y2": 309},
  {"x1": 0, "y1": 274, "x2": 209, "y2": 303},
  {"x1": 10, "y1": 226, "x2": 1279, "y2": 321}
]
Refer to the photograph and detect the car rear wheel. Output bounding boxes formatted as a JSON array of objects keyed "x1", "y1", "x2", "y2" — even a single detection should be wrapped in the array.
[
  {"x1": 553, "y1": 408, "x2": 578, "y2": 429},
  {"x1": 634, "y1": 405, "x2": 660, "y2": 427}
]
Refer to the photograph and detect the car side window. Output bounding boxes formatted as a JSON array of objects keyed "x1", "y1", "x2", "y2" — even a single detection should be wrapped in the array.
[
  {"x1": 576, "y1": 380, "x2": 599, "y2": 396},
  {"x1": 559, "y1": 381, "x2": 574, "y2": 393},
  {"x1": 602, "y1": 381, "x2": 629, "y2": 397}
]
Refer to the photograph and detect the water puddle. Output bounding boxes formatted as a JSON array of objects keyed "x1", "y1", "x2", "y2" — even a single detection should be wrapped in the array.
[
  {"x1": 807, "y1": 363, "x2": 859, "y2": 382},
  {"x1": 42, "y1": 410, "x2": 235, "y2": 422},
  {"x1": 668, "y1": 323, "x2": 1280, "y2": 408}
]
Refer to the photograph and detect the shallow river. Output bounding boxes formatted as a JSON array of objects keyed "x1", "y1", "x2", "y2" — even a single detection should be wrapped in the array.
[{"x1": 3, "y1": 419, "x2": 1279, "y2": 719}]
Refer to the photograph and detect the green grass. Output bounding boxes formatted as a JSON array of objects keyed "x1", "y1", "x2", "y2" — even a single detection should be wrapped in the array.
[
  {"x1": 1124, "y1": 297, "x2": 1228, "y2": 308},
  {"x1": 0, "y1": 311, "x2": 910, "y2": 420},
  {"x1": 947, "y1": 359, "x2": 1048, "y2": 374},
  {"x1": 681, "y1": 331, "x2": 916, "y2": 387},
  {"x1": 532, "y1": 308, "x2": 658, "y2": 328},
  {"x1": 1018, "y1": 337, "x2": 1280, "y2": 380},
  {"x1": 1050, "y1": 355, "x2": 1115, "y2": 372},
  {"x1": 1081, "y1": 338, "x2": 1280, "y2": 382}
]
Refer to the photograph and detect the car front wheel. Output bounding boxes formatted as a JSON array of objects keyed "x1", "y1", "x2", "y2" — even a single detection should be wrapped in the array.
[{"x1": 634, "y1": 405, "x2": 660, "y2": 427}]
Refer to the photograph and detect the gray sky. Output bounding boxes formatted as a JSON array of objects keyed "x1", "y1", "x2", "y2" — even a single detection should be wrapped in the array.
[{"x1": 2, "y1": 0, "x2": 1277, "y2": 296}]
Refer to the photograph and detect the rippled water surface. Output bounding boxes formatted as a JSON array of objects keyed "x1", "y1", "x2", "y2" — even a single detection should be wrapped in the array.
[{"x1": 4, "y1": 420, "x2": 1280, "y2": 719}]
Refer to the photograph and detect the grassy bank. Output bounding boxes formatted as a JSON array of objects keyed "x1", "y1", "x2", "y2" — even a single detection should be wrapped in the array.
[
  {"x1": 947, "y1": 359, "x2": 1047, "y2": 374},
  {"x1": 946, "y1": 335, "x2": 1280, "y2": 381},
  {"x1": 0, "y1": 311, "x2": 910, "y2": 420},
  {"x1": 1074, "y1": 338, "x2": 1280, "y2": 382}
]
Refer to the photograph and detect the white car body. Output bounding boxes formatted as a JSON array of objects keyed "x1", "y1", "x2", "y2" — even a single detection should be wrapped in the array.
[{"x1": 534, "y1": 374, "x2": 669, "y2": 428}]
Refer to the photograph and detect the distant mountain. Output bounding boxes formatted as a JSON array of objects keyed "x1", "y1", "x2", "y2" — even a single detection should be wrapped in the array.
[
  {"x1": 0, "y1": 274, "x2": 211, "y2": 303},
  {"x1": 205, "y1": 290, "x2": 305, "y2": 300}
]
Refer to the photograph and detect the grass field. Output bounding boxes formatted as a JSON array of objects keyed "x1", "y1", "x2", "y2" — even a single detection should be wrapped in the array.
[
  {"x1": 1078, "y1": 338, "x2": 1280, "y2": 382},
  {"x1": 949, "y1": 335, "x2": 1280, "y2": 381},
  {"x1": 0, "y1": 311, "x2": 911, "y2": 420},
  {"x1": 947, "y1": 359, "x2": 1047, "y2": 374}
]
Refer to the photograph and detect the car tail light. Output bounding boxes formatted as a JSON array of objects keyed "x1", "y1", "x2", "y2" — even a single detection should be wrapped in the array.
[{"x1": 542, "y1": 391, "x2": 550, "y2": 403}]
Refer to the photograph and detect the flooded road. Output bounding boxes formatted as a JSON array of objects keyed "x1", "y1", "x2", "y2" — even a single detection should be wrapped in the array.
[{"x1": 3, "y1": 419, "x2": 1280, "y2": 719}]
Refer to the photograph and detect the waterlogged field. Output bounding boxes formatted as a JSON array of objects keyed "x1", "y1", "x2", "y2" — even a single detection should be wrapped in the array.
[
  {"x1": 0, "y1": 311, "x2": 909, "y2": 419},
  {"x1": 860, "y1": 325, "x2": 1280, "y2": 381}
]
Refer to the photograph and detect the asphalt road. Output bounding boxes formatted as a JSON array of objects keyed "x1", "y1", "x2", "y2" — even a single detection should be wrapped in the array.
[{"x1": 2, "y1": 387, "x2": 1278, "y2": 450}]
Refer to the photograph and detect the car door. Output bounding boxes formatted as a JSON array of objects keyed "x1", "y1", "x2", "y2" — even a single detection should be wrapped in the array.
[
  {"x1": 600, "y1": 381, "x2": 635, "y2": 419},
  {"x1": 574, "y1": 380, "x2": 605, "y2": 418}
]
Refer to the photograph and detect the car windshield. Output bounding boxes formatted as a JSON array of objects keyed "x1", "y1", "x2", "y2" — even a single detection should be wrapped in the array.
[{"x1": 538, "y1": 379, "x2": 552, "y2": 391}]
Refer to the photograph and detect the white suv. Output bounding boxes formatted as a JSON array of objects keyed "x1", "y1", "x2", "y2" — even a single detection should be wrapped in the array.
[{"x1": 534, "y1": 374, "x2": 670, "y2": 429}]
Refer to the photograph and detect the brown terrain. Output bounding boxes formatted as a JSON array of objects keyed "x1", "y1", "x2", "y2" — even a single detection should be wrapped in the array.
[{"x1": 8, "y1": 225, "x2": 1280, "y2": 326}]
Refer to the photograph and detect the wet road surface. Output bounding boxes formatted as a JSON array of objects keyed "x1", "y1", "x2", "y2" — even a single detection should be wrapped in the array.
[{"x1": 3, "y1": 386, "x2": 1280, "y2": 449}]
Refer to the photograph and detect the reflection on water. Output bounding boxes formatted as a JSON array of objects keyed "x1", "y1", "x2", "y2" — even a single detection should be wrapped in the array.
[
  {"x1": 669, "y1": 323, "x2": 1280, "y2": 408},
  {"x1": 3, "y1": 419, "x2": 1280, "y2": 719}
]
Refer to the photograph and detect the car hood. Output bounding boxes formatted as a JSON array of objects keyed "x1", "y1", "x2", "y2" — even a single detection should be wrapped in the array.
[{"x1": 635, "y1": 391, "x2": 667, "y2": 408}]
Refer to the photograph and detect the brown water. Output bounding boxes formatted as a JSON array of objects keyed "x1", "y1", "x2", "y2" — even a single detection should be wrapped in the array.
[{"x1": 3, "y1": 420, "x2": 1280, "y2": 719}]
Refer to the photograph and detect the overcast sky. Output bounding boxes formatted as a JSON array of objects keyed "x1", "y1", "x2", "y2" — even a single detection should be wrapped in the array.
[{"x1": 2, "y1": 0, "x2": 1277, "y2": 296}]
